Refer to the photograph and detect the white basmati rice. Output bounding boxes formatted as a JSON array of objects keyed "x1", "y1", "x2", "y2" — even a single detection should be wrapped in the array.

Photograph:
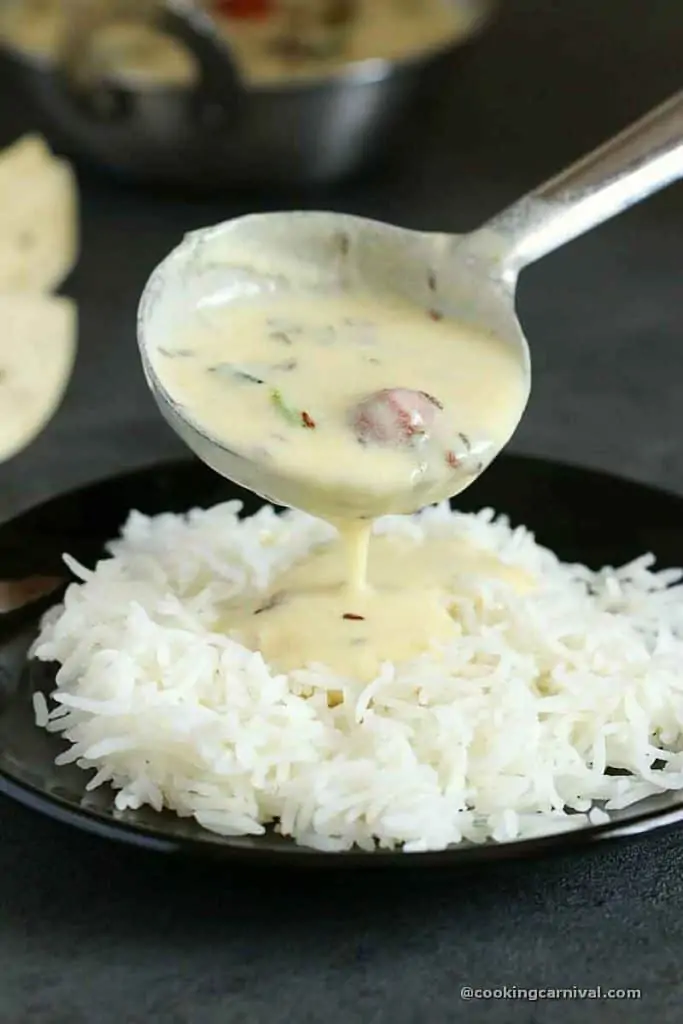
[{"x1": 30, "y1": 500, "x2": 683, "y2": 852}]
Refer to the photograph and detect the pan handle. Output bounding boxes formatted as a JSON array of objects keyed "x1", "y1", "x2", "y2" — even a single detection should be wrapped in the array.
[{"x1": 47, "y1": 0, "x2": 242, "y2": 138}]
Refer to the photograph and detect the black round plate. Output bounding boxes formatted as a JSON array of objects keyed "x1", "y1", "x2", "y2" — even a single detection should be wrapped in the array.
[{"x1": 2, "y1": 454, "x2": 683, "y2": 868}]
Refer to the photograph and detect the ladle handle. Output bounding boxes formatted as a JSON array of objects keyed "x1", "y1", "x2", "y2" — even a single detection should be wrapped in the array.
[{"x1": 477, "y1": 90, "x2": 683, "y2": 279}]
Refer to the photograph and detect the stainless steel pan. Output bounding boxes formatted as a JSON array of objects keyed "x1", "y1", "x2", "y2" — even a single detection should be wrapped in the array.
[{"x1": 0, "y1": 0, "x2": 494, "y2": 187}]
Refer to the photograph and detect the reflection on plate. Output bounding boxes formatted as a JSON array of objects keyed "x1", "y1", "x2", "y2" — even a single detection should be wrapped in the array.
[{"x1": 1, "y1": 454, "x2": 683, "y2": 868}]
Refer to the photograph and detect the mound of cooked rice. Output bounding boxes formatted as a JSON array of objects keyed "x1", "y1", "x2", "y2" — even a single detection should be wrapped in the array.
[{"x1": 31, "y1": 501, "x2": 683, "y2": 852}]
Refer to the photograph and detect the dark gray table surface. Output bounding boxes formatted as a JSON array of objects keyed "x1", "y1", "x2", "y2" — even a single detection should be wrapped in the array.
[{"x1": 0, "y1": 1, "x2": 681, "y2": 1021}]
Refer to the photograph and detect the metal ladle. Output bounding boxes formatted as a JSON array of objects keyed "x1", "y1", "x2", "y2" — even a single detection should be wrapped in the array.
[{"x1": 138, "y1": 90, "x2": 683, "y2": 518}]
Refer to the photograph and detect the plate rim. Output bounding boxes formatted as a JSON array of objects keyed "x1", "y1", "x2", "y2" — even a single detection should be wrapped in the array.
[{"x1": 5, "y1": 449, "x2": 683, "y2": 532}]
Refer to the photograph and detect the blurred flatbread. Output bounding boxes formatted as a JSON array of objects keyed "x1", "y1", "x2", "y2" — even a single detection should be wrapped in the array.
[
  {"x1": 0, "y1": 293, "x2": 77, "y2": 462},
  {"x1": 0, "y1": 134, "x2": 79, "y2": 293}
]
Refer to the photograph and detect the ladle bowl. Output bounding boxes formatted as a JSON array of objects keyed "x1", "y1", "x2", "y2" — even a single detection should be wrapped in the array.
[{"x1": 138, "y1": 90, "x2": 683, "y2": 517}]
